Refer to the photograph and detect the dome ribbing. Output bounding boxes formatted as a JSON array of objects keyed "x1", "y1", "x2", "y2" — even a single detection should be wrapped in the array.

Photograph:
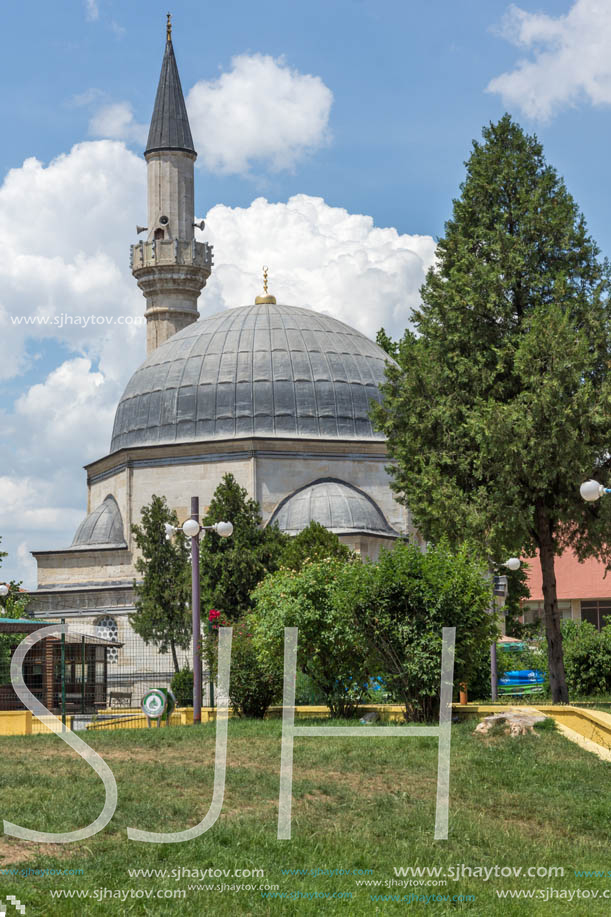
[{"x1": 110, "y1": 303, "x2": 394, "y2": 451}]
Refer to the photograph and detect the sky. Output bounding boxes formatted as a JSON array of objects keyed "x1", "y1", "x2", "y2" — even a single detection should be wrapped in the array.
[{"x1": 2, "y1": 0, "x2": 611, "y2": 586}]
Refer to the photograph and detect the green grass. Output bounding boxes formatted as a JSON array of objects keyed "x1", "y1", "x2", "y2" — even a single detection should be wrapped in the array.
[{"x1": 0, "y1": 717, "x2": 610, "y2": 915}]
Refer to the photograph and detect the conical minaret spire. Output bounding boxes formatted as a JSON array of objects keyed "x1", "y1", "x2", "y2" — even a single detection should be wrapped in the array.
[
  {"x1": 130, "y1": 16, "x2": 213, "y2": 354},
  {"x1": 145, "y1": 14, "x2": 195, "y2": 156}
]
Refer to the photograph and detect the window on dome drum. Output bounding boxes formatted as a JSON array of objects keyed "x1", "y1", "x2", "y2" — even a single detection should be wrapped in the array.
[
  {"x1": 96, "y1": 616, "x2": 119, "y2": 663},
  {"x1": 580, "y1": 601, "x2": 611, "y2": 631}
]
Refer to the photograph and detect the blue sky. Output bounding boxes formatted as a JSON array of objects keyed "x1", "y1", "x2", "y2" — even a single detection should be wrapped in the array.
[
  {"x1": 2, "y1": 0, "x2": 606, "y2": 242},
  {"x1": 2, "y1": 0, "x2": 611, "y2": 584}
]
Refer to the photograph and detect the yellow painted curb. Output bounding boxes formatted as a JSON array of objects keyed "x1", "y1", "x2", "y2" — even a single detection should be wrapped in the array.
[{"x1": 553, "y1": 721, "x2": 611, "y2": 762}]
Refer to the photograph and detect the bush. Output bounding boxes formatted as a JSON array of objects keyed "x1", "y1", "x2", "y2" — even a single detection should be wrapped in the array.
[
  {"x1": 294, "y1": 672, "x2": 327, "y2": 706},
  {"x1": 340, "y1": 541, "x2": 496, "y2": 721},
  {"x1": 252, "y1": 557, "x2": 370, "y2": 718},
  {"x1": 170, "y1": 668, "x2": 194, "y2": 707},
  {"x1": 205, "y1": 615, "x2": 282, "y2": 719},
  {"x1": 561, "y1": 619, "x2": 611, "y2": 696}
]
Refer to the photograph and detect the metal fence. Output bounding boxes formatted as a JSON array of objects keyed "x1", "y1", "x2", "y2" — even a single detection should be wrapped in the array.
[{"x1": 0, "y1": 618, "x2": 211, "y2": 732}]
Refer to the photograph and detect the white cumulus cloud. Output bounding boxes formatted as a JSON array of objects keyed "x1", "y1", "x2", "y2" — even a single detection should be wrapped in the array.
[
  {"x1": 0, "y1": 140, "x2": 146, "y2": 381},
  {"x1": 487, "y1": 0, "x2": 611, "y2": 120},
  {"x1": 201, "y1": 194, "x2": 435, "y2": 340},
  {"x1": 0, "y1": 359, "x2": 122, "y2": 587},
  {"x1": 186, "y1": 54, "x2": 333, "y2": 174},
  {"x1": 89, "y1": 102, "x2": 147, "y2": 144},
  {"x1": 15, "y1": 358, "x2": 118, "y2": 462}
]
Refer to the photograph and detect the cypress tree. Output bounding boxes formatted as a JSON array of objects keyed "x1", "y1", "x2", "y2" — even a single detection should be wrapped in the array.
[{"x1": 373, "y1": 115, "x2": 611, "y2": 703}]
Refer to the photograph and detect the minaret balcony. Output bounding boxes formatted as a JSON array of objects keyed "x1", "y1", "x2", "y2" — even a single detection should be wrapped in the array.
[{"x1": 130, "y1": 239, "x2": 213, "y2": 273}]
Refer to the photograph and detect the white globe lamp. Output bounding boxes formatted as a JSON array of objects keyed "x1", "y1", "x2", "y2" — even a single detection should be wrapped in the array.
[
  {"x1": 182, "y1": 518, "x2": 201, "y2": 538},
  {"x1": 215, "y1": 521, "x2": 233, "y2": 538},
  {"x1": 580, "y1": 480, "x2": 604, "y2": 503}
]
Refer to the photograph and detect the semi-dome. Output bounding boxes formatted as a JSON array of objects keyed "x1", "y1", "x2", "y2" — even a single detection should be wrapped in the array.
[
  {"x1": 110, "y1": 303, "x2": 394, "y2": 452},
  {"x1": 71, "y1": 495, "x2": 126, "y2": 548},
  {"x1": 269, "y1": 479, "x2": 398, "y2": 537}
]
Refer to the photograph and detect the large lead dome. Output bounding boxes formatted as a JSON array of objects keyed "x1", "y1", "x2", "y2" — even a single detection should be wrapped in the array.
[{"x1": 110, "y1": 303, "x2": 393, "y2": 451}]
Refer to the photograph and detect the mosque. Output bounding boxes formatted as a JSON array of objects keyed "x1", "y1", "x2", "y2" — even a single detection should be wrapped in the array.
[{"x1": 26, "y1": 22, "x2": 413, "y2": 673}]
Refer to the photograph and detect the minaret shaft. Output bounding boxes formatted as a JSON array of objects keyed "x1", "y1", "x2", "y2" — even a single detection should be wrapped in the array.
[
  {"x1": 132, "y1": 27, "x2": 212, "y2": 355},
  {"x1": 146, "y1": 151, "x2": 195, "y2": 243}
]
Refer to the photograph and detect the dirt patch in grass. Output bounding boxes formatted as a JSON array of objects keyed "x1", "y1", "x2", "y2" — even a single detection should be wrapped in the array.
[
  {"x1": 0, "y1": 840, "x2": 69, "y2": 866},
  {"x1": 0, "y1": 840, "x2": 34, "y2": 866}
]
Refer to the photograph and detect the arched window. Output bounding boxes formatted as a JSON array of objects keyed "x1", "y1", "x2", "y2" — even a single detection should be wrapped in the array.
[
  {"x1": 96, "y1": 615, "x2": 119, "y2": 664},
  {"x1": 154, "y1": 228, "x2": 165, "y2": 240}
]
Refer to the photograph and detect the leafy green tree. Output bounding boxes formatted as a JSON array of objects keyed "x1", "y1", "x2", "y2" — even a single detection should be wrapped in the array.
[
  {"x1": 376, "y1": 327, "x2": 399, "y2": 360},
  {"x1": 279, "y1": 520, "x2": 353, "y2": 572},
  {"x1": 0, "y1": 540, "x2": 27, "y2": 620},
  {"x1": 373, "y1": 115, "x2": 611, "y2": 703},
  {"x1": 131, "y1": 495, "x2": 191, "y2": 672},
  {"x1": 252, "y1": 557, "x2": 369, "y2": 718},
  {"x1": 198, "y1": 473, "x2": 287, "y2": 621},
  {"x1": 339, "y1": 542, "x2": 495, "y2": 720},
  {"x1": 0, "y1": 543, "x2": 29, "y2": 680}
]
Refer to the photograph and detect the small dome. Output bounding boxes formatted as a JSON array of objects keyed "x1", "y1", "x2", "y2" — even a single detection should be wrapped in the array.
[
  {"x1": 110, "y1": 303, "x2": 395, "y2": 451},
  {"x1": 269, "y1": 479, "x2": 398, "y2": 537},
  {"x1": 71, "y1": 495, "x2": 126, "y2": 548}
]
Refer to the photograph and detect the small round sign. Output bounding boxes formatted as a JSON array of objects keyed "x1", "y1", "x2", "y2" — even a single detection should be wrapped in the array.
[{"x1": 141, "y1": 688, "x2": 176, "y2": 726}]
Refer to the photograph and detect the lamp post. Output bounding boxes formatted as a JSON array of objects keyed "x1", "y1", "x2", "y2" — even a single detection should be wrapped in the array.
[
  {"x1": 0, "y1": 584, "x2": 8, "y2": 598},
  {"x1": 164, "y1": 503, "x2": 233, "y2": 725},
  {"x1": 490, "y1": 557, "x2": 521, "y2": 701}
]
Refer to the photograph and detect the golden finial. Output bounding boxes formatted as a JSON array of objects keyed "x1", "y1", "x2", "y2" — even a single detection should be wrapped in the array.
[
  {"x1": 166, "y1": 12, "x2": 172, "y2": 41},
  {"x1": 255, "y1": 265, "x2": 276, "y2": 304}
]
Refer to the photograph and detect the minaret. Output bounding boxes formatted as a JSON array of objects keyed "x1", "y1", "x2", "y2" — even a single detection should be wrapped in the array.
[{"x1": 131, "y1": 14, "x2": 212, "y2": 354}]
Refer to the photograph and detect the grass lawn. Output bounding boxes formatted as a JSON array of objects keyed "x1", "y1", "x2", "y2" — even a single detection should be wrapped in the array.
[{"x1": 0, "y1": 717, "x2": 610, "y2": 915}]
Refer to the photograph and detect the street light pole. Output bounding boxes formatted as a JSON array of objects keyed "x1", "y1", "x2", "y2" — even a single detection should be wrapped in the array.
[
  {"x1": 490, "y1": 638, "x2": 498, "y2": 702},
  {"x1": 190, "y1": 497, "x2": 202, "y2": 725},
  {"x1": 490, "y1": 557, "x2": 521, "y2": 702},
  {"x1": 165, "y1": 509, "x2": 233, "y2": 726}
]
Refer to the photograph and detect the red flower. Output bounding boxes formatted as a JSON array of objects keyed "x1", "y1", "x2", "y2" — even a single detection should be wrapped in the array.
[{"x1": 208, "y1": 609, "x2": 221, "y2": 622}]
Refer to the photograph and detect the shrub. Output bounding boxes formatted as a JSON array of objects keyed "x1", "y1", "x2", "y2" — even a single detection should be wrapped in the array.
[
  {"x1": 294, "y1": 672, "x2": 327, "y2": 706},
  {"x1": 170, "y1": 668, "x2": 193, "y2": 707},
  {"x1": 561, "y1": 619, "x2": 611, "y2": 696},
  {"x1": 341, "y1": 541, "x2": 495, "y2": 721},
  {"x1": 252, "y1": 557, "x2": 370, "y2": 718},
  {"x1": 204, "y1": 614, "x2": 282, "y2": 719}
]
